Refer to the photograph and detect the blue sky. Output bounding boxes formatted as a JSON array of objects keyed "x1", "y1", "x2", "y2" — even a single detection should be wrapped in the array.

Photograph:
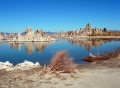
[{"x1": 0, "y1": 0, "x2": 120, "y2": 33}]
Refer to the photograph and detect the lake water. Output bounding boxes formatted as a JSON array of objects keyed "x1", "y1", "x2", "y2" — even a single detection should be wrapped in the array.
[{"x1": 0, "y1": 38, "x2": 120, "y2": 66}]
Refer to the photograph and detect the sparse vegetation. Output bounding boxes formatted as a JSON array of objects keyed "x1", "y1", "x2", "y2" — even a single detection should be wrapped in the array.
[
  {"x1": 39, "y1": 50, "x2": 77, "y2": 77},
  {"x1": 89, "y1": 31, "x2": 120, "y2": 36},
  {"x1": 83, "y1": 50, "x2": 120, "y2": 62}
]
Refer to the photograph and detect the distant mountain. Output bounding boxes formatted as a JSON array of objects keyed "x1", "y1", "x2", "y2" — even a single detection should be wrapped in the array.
[
  {"x1": 21, "y1": 32, "x2": 25, "y2": 35},
  {"x1": 0, "y1": 32, "x2": 10, "y2": 35},
  {"x1": 0, "y1": 31, "x2": 57, "y2": 36},
  {"x1": 45, "y1": 32, "x2": 58, "y2": 34},
  {"x1": 0, "y1": 32, "x2": 24, "y2": 36},
  {"x1": 109, "y1": 30, "x2": 120, "y2": 32}
]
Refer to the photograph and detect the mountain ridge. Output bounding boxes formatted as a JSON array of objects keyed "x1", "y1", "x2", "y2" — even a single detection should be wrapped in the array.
[{"x1": 0, "y1": 32, "x2": 58, "y2": 35}]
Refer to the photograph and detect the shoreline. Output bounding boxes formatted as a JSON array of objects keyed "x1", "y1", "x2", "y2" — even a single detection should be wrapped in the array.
[
  {"x1": 0, "y1": 47, "x2": 120, "y2": 71},
  {"x1": 0, "y1": 53, "x2": 120, "y2": 88},
  {"x1": 0, "y1": 47, "x2": 120, "y2": 88},
  {"x1": 0, "y1": 55, "x2": 120, "y2": 88},
  {"x1": 58, "y1": 36, "x2": 120, "y2": 39},
  {"x1": 1, "y1": 36, "x2": 120, "y2": 41}
]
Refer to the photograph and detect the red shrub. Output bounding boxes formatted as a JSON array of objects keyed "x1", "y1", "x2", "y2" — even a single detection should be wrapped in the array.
[{"x1": 49, "y1": 50, "x2": 76, "y2": 73}]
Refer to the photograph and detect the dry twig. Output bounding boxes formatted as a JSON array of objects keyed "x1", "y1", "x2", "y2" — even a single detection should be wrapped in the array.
[{"x1": 39, "y1": 50, "x2": 76, "y2": 77}]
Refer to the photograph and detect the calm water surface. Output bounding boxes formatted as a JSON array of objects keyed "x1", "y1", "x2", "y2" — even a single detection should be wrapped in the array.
[{"x1": 0, "y1": 38, "x2": 120, "y2": 66}]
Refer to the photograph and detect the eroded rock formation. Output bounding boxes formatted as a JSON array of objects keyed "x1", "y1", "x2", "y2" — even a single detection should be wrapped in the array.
[
  {"x1": 58, "y1": 23, "x2": 109, "y2": 37},
  {"x1": 4, "y1": 27, "x2": 56, "y2": 42}
]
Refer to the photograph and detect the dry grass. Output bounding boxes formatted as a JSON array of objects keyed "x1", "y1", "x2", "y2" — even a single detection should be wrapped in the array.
[
  {"x1": 49, "y1": 50, "x2": 76, "y2": 73},
  {"x1": 65, "y1": 83, "x2": 73, "y2": 86},
  {"x1": 39, "y1": 50, "x2": 76, "y2": 77},
  {"x1": 83, "y1": 52, "x2": 119, "y2": 62},
  {"x1": 61, "y1": 77, "x2": 67, "y2": 80}
]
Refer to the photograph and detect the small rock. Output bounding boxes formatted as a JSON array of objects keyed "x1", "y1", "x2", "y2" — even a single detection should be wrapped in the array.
[{"x1": 35, "y1": 62, "x2": 40, "y2": 67}]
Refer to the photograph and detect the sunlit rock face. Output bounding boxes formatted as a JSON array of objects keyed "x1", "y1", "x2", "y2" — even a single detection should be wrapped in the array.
[
  {"x1": 34, "y1": 29, "x2": 45, "y2": 41},
  {"x1": 9, "y1": 32, "x2": 16, "y2": 39},
  {"x1": 0, "y1": 32, "x2": 3, "y2": 39},
  {"x1": 17, "y1": 32, "x2": 22, "y2": 40},
  {"x1": 36, "y1": 29, "x2": 44, "y2": 36},
  {"x1": 79, "y1": 23, "x2": 103, "y2": 36},
  {"x1": 25, "y1": 27, "x2": 34, "y2": 37},
  {"x1": 58, "y1": 23, "x2": 109, "y2": 37},
  {"x1": 3, "y1": 27, "x2": 55, "y2": 42},
  {"x1": 16, "y1": 27, "x2": 55, "y2": 42},
  {"x1": 58, "y1": 31, "x2": 68, "y2": 37}
]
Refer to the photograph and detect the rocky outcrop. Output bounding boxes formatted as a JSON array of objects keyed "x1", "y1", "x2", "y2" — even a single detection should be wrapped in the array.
[
  {"x1": 0, "y1": 32, "x2": 3, "y2": 39},
  {"x1": 0, "y1": 60, "x2": 40, "y2": 71},
  {"x1": 3, "y1": 27, "x2": 56, "y2": 42},
  {"x1": 25, "y1": 27, "x2": 34, "y2": 36},
  {"x1": 58, "y1": 23, "x2": 109, "y2": 37}
]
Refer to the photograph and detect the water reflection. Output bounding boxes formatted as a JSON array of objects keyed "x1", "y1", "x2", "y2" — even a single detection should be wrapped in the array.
[
  {"x1": 25, "y1": 42, "x2": 34, "y2": 54},
  {"x1": 0, "y1": 40, "x2": 2, "y2": 44},
  {"x1": 59, "y1": 38, "x2": 67, "y2": 42},
  {"x1": 8, "y1": 42, "x2": 21, "y2": 50},
  {"x1": 7, "y1": 41, "x2": 54, "y2": 54},
  {"x1": 68, "y1": 38, "x2": 120, "y2": 51},
  {"x1": 1, "y1": 38, "x2": 120, "y2": 65},
  {"x1": 35, "y1": 42, "x2": 49, "y2": 53}
]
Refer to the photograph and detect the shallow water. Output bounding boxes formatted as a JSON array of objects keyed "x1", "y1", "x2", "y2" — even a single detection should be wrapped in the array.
[{"x1": 0, "y1": 38, "x2": 120, "y2": 66}]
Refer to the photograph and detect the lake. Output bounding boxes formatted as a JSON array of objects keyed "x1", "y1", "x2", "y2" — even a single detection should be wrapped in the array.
[{"x1": 0, "y1": 38, "x2": 120, "y2": 66}]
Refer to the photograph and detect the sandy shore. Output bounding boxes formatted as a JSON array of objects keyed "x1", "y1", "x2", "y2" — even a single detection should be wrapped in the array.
[
  {"x1": 82, "y1": 36, "x2": 120, "y2": 38},
  {"x1": 64, "y1": 36, "x2": 120, "y2": 39},
  {"x1": 0, "y1": 48, "x2": 120, "y2": 88},
  {"x1": 0, "y1": 54, "x2": 120, "y2": 88}
]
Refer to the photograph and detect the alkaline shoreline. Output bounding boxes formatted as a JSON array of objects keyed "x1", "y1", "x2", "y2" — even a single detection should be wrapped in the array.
[
  {"x1": 0, "y1": 48, "x2": 120, "y2": 88},
  {"x1": 63, "y1": 36, "x2": 120, "y2": 39},
  {"x1": 0, "y1": 47, "x2": 120, "y2": 69}
]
